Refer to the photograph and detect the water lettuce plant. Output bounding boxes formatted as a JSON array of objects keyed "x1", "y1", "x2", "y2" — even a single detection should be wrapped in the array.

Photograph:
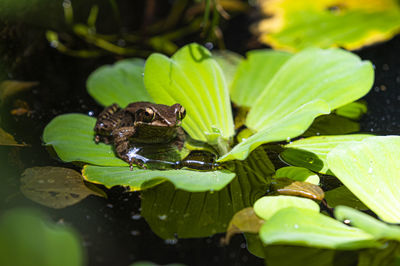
[{"x1": 43, "y1": 43, "x2": 373, "y2": 192}]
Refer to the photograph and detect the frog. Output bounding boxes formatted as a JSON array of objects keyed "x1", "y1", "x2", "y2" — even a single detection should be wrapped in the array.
[{"x1": 94, "y1": 101, "x2": 186, "y2": 169}]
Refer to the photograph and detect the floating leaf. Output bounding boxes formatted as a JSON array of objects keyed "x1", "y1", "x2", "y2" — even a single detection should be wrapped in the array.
[
  {"x1": 82, "y1": 165, "x2": 235, "y2": 192},
  {"x1": 141, "y1": 148, "x2": 273, "y2": 238},
  {"x1": 144, "y1": 43, "x2": 234, "y2": 147},
  {"x1": 218, "y1": 100, "x2": 330, "y2": 162},
  {"x1": 230, "y1": 50, "x2": 292, "y2": 107},
  {"x1": 272, "y1": 179, "x2": 325, "y2": 201},
  {"x1": 245, "y1": 48, "x2": 373, "y2": 131},
  {"x1": 253, "y1": 195, "x2": 320, "y2": 221},
  {"x1": 303, "y1": 114, "x2": 360, "y2": 137},
  {"x1": 275, "y1": 166, "x2": 320, "y2": 185},
  {"x1": 223, "y1": 207, "x2": 264, "y2": 244},
  {"x1": 256, "y1": 0, "x2": 400, "y2": 51},
  {"x1": 0, "y1": 208, "x2": 84, "y2": 266},
  {"x1": 212, "y1": 50, "x2": 243, "y2": 90},
  {"x1": 259, "y1": 207, "x2": 379, "y2": 249},
  {"x1": 87, "y1": 58, "x2": 151, "y2": 107},
  {"x1": 0, "y1": 127, "x2": 26, "y2": 146},
  {"x1": 325, "y1": 186, "x2": 368, "y2": 210},
  {"x1": 43, "y1": 114, "x2": 126, "y2": 166},
  {"x1": 335, "y1": 206, "x2": 400, "y2": 241},
  {"x1": 21, "y1": 166, "x2": 104, "y2": 209},
  {"x1": 280, "y1": 134, "x2": 372, "y2": 174},
  {"x1": 327, "y1": 136, "x2": 400, "y2": 223},
  {"x1": 0, "y1": 80, "x2": 38, "y2": 104}
]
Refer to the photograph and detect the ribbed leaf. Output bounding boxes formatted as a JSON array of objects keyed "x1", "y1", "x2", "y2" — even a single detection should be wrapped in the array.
[
  {"x1": 259, "y1": 207, "x2": 379, "y2": 249},
  {"x1": 230, "y1": 50, "x2": 292, "y2": 107},
  {"x1": 246, "y1": 48, "x2": 374, "y2": 131},
  {"x1": 218, "y1": 100, "x2": 330, "y2": 162},
  {"x1": 254, "y1": 196, "x2": 320, "y2": 221},
  {"x1": 87, "y1": 58, "x2": 151, "y2": 107},
  {"x1": 281, "y1": 134, "x2": 372, "y2": 174},
  {"x1": 82, "y1": 165, "x2": 235, "y2": 192},
  {"x1": 327, "y1": 136, "x2": 400, "y2": 223},
  {"x1": 144, "y1": 43, "x2": 234, "y2": 146}
]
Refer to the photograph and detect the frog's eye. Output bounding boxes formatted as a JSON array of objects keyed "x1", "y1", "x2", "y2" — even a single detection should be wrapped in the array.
[
  {"x1": 178, "y1": 106, "x2": 186, "y2": 120},
  {"x1": 142, "y1": 107, "x2": 155, "y2": 122}
]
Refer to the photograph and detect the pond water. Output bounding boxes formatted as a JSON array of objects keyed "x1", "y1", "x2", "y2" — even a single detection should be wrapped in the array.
[{"x1": 1, "y1": 12, "x2": 400, "y2": 266}]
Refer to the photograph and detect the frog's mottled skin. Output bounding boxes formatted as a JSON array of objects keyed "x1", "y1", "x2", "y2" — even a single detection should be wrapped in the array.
[{"x1": 94, "y1": 102, "x2": 186, "y2": 169}]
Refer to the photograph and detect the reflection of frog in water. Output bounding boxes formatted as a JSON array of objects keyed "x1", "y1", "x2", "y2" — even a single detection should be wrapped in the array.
[{"x1": 94, "y1": 102, "x2": 186, "y2": 169}]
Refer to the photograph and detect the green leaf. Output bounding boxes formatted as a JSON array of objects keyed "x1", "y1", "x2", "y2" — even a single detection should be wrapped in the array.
[
  {"x1": 303, "y1": 114, "x2": 361, "y2": 137},
  {"x1": 335, "y1": 206, "x2": 400, "y2": 241},
  {"x1": 82, "y1": 165, "x2": 235, "y2": 192},
  {"x1": 335, "y1": 101, "x2": 367, "y2": 120},
  {"x1": 0, "y1": 208, "x2": 84, "y2": 266},
  {"x1": 259, "y1": 207, "x2": 379, "y2": 249},
  {"x1": 327, "y1": 136, "x2": 400, "y2": 223},
  {"x1": 141, "y1": 147, "x2": 273, "y2": 238},
  {"x1": 144, "y1": 43, "x2": 234, "y2": 146},
  {"x1": 275, "y1": 166, "x2": 320, "y2": 185},
  {"x1": 280, "y1": 134, "x2": 372, "y2": 174},
  {"x1": 20, "y1": 166, "x2": 103, "y2": 209},
  {"x1": 324, "y1": 186, "x2": 368, "y2": 210},
  {"x1": 87, "y1": 58, "x2": 152, "y2": 107},
  {"x1": 43, "y1": 114, "x2": 126, "y2": 166},
  {"x1": 230, "y1": 50, "x2": 292, "y2": 107},
  {"x1": 245, "y1": 48, "x2": 374, "y2": 132},
  {"x1": 256, "y1": 0, "x2": 400, "y2": 51},
  {"x1": 218, "y1": 100, "x2": 330, "y2": 162},
  {"x1": 254, "y1": 195, "x2": 320, "y2": 221},
  {"x1": 212, "y1": 50, "x2": 243, "y2": 90}
]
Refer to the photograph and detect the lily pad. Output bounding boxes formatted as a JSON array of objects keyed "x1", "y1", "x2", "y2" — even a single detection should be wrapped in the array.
[
  {"x1": 327, "y1": 136, "x2": 400, "y2": 223},
  {"x1": 253, "y1": 195, "x2": 320, "y2": 221},
  {"x1": 144, "y1": 43, "x2": 235, "y2": 149},
  {"x1": 256, "y1": 0, "x2": 400, "y2": 51},
  {"x1": 82, "y1": 165, "x2": 235, "y2": 192},
  {"x1": 87, "y1": 58, "x2": 151, "y2": 107},
  {"x1": 0, "y1": 208, "x2": 84, "y2": 266},
  {"x1": 259, "y1": 207, "x2": 379, "y2": 249},
  {"x1": 21, "y1": 166, "x2": 104, "y2": 209},
  {"x1": 280, "y1": 134, "x2": 372, "y2": 174},
  {"x1": 43, "y1": 114, "x2": 126, "y2": 166}
]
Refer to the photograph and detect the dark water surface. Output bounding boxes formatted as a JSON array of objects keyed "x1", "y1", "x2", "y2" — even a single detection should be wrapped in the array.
[{"x1": 1, "y1": 24, "x2": 400, "y2": 265}]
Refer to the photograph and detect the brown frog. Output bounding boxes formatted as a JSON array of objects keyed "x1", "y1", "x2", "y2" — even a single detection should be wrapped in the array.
[{"x1": 94, "y1": 102, "x2": 186, "y2": 169}]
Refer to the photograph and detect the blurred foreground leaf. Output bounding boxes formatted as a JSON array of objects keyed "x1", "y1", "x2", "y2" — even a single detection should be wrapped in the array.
[
  {"x1": 0, "y1": 127, "x2": 26, "y2": 146},
  {"x1": 0, "y1": 80, "x2": 38, "y2": 104},
  {"x1": 0, "y1": 208, "x2": 84, "y2": 266},
  {"x1": 256, "y1": 0, "x2": 400, "y2": 51}
]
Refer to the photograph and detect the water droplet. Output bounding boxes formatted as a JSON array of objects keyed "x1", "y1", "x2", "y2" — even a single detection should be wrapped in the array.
[
  {"x1": 164, "y1": 238, "x2": 178, "y2": 245},
  {"x1": 343, "y1": 219, "x2": 351, "y2": 225},
  {"x1": 294, "y1": 224, "x2": 299, "y2": 229},
  {"x1": 158, "y1": 214, "x2": 167, "y2": 220},
  {"x1": 130, "y1": 230, "x2": 140, "y2": 236},
  {"x1": 88, "y1": 111, "x2": 94, "y2": 116},
  {"x1": 368, "y1": 167, "x2": 373, "y2": 174},
  {"x1": 131, "y1": 214, "x2": 141, "y2": 220},
  {"x1": 205, "y1": 42, "x2": 214, "y2": 50},
  {"x1": 375, "y1": 189, "x2": 380, "y2": 193},
  {"x1": 286, "y1": 137, "x2": 291, "y2": 142}
]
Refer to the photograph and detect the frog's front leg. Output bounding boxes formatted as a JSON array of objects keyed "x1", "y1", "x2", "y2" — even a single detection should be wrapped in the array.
[{"x1": 112, "y1": 127, "x2": 146, "y2": 170}]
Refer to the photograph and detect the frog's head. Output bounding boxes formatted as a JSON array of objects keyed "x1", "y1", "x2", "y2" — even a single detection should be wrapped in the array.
[{"x1": 134, "y1": 103, "x2": 186, "y2": 128}]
